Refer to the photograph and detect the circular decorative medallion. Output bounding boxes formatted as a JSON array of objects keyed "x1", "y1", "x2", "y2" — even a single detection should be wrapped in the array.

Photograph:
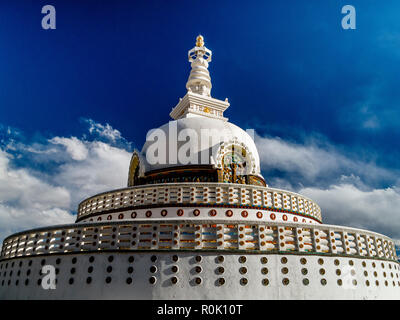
[
  {"x1": 241, "y1": 210, "x2": 248, "y2": 218},
  {"x1": 145, "y1": 211, "x2": 152, "y2": 218},
  {"x1": 270, "y1": 213, "x2": 276, "y2": 220},
  {"x1": 225, "y1": 210, "x2": 233, "y2": 217},
  {"x1": 131, "y1": 211, "x2": 137, "y2": 219},
  {"x1": 209, "y1": 209, "x2": 216, "y2": 217},
  {"x1": 256, "y1": 211, "x2": 263, "y2": 219},
  {"x1": 118, "y1": 213, "x2": 124, "y2": 220},
  {"x1": 283, "y1": 214, "x2": 288, "y2": 221},
  {"x1": 177, "y1": 209, "x2": 184, "y2": 216},
  {"x1": 220, "y1": 144, "x2": 253, "y2": 184},
  {"x1": 194, "y1": 209, "x2": 201, "y2": 216},
  {"x1": 293, "y1": 216, "x2": 298, "y2": 222},
  {"x1": 107, "y1": 215, "x2": 112, "y2": 221},
  {"x1": 161, "y1": 210, "x2": 167, "y2": 217}
]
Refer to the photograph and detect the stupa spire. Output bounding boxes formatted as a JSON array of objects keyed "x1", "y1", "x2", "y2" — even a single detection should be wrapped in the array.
[
  {"x1": 170, "y1": 35, "x2": 229, "y2": 121},
  {"x1": 186, "y1": 35, "x2": 212, "y2": 96}
]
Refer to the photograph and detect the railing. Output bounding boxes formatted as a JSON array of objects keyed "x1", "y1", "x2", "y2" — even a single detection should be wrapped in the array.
[
  {"x1": 1, "y1": 220, "x2": 397, "y2": 262},
  {"x1": 77, "y1": 183, "x2": 322, "y2": 222}
]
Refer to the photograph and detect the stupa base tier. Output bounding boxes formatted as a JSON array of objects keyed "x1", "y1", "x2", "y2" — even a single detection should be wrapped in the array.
[
  {"x1": 0, "y1": 251, "x2": 399, "y2": 300},
  {"x1": 76, "y1": 183, "x2": 323, "y2": 223},
  {"x1": 1, "y1": 220, "x2": 397, "y2": 261}
]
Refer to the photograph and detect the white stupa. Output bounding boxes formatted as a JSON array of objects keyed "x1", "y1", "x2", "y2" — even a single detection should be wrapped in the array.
[{"x1": 0, "y1": 36, "x2": 399, "y2": 300}]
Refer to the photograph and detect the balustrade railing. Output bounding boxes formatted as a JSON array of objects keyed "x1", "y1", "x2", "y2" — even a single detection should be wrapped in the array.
[
  {"x1": 77, "y1": 183, "x2": 322, "y2": 222},
  {"x1": 1, "y1": 220, "x2": 396, "y2": 262}
]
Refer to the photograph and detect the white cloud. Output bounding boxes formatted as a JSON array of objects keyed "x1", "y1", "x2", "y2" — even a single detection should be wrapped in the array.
[
  {"x1": 255, "y1": 134, "x2": 340, "y2": 180},
  {"x1": 84, "y1": 118, "x2": 125, "y2": 143},
  {"x1": 255, "y1": 133, "x2": 395, "y2": 188},
  {"x1": 254, "y1": 133, "x2": 400, "y2": 241},
  {"x1": 49, "y1": 136, "x2": 88, "y2": 161},
  {"x1": 300, "y1": 183, "x2": 400, "y2": 240},
  {"x1": 0, "y1": 120, "x2": 132, "y2": 243},
  {"x1": 52, "y1": 140, "x2": 131, "y2": 205},
  {"x1": 0, "y1": 150, "x2": 74, "y2": 241}
]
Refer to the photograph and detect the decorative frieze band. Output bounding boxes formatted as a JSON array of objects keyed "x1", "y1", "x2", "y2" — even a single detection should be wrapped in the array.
[
  {"x1": 1, "y1": 220, "x2": 396, "y2": 262},
  {"x1": 77, "y1": 183, "x2": 322, "y2": 222}
]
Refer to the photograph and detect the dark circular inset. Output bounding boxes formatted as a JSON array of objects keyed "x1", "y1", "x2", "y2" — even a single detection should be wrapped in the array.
[
  {"x1": 171, "y1": 276, "x2": 178, "y2": 284},
  {"x1": 149, "y1": 276, "x2": 156, "y2": 285}
]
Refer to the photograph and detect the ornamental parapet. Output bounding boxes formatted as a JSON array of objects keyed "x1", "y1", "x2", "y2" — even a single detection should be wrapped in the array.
[
  {"x1": 1, "y1": 220, "x2": 397, "y2": 262},
  {"x1": 77, "y1": 183, "x2": 322, "y2": 223}
]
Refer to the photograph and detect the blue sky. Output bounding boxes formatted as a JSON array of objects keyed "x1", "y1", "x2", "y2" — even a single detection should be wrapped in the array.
[{"x1": 0, "y1": 1, "x2": 400, "y2": 249}]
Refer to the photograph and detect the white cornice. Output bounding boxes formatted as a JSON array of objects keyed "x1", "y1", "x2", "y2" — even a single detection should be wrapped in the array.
[{"x1": 170, "y1": 92, "x2": 230, "y2": 121}]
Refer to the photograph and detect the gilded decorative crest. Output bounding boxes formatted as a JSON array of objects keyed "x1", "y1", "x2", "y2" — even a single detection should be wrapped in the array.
[{"x1": 128, "y1": 152, "x2": 140, "y2": 187}]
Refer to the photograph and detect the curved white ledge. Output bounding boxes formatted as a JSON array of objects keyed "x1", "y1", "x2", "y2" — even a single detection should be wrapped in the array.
[
  {"x1": 77, "y1": 183, "x2": 322, "y2": 223},
  {"x1": 1, "y1": 220, "x2": 396, "y2": 262}
]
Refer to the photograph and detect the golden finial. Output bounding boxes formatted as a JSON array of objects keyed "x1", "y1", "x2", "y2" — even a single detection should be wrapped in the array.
[{"x1": 196, "y1": 35, "x2": 204, "y2": 47}]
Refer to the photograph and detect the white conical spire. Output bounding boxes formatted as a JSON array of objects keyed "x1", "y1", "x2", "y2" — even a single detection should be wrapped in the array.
[
  {"x1": 186, "y1": 35, "x2": 212, "y2": 97},
  {"x1": 170, "y1": 35, "x2": 229, "y2": 121}
]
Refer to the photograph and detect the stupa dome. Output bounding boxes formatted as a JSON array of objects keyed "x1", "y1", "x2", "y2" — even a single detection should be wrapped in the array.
[{"x1": 140, "y1": 116, "x2": 261, "y2": 177}]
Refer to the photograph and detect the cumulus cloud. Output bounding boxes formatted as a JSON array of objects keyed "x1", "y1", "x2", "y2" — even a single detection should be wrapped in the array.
[
  {"x1": 255, "y1": 133, "x2": 400, "y2": 242},
  {"x1": 52, "y1": 141, "x2": 132, "y2": 205},
  {"x1": 0, "y1": 150, "x2": 74, "y2": 241},
  {"x1": 83, "y1": 118, "x2": 129, "y2": 146},
  {"x1": 300, "y1": 183, "x2": 400, "y2": 238},
  {"x1": 255, "y1": 133, "x2": 396, "y2": 189},
  {"x1": 49, "y1": 136, "x2": 88, "y2": 161},
  {"x1": 0, "y1": 120, "x2": 132, "y2": 243}
]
